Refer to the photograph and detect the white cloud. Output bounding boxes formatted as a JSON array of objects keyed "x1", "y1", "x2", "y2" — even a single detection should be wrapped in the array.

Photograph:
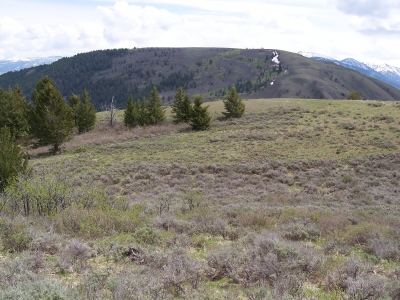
[
  {"x1": 332, "y1": 0, "x2": 400, "y2": 18},
  {"x1": 0, "y1": 0, "x2": 400, "y2": 66}
]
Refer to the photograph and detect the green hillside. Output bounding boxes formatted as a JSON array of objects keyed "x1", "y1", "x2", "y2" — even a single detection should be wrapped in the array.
[
  {"x1": 1, "y1": 98, "x2": 400, "y2": 298},
  {"x1": 0, "y1": 48, "x2": 399, "y2": 110}
]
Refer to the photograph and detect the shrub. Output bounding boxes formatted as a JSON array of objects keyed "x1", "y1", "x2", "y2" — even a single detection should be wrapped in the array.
[
  {"x1": 111, "y1": 249, "x2": 203, "y2": 299},
  {"x1": 134, "y1": 226, "x2": 162, "y2": 246},
  {"x1": 206, "y1": 245, "x2": 243, "y2": 282},
  {"x1": 280, "y1": 221, "x2": 321, "y2": 242},
  {"x1": 0, "y1": 251, "x2": 43, "y2": 290},
  {"x1": 79, "y1": 269, "x2": 110, "y2": 300},
  {"x1": 110, "y1": 267, "x2": 164, "y2": 299},
  {"x1": 338, "y1": 122, "x2": 356, "y2": 130},
  {"x1": 0, "y1": 279, "x2": 75, "y2": 300},
  {"x1": 30, "y1": 227, "x2": 62, "y2": 255},
  {"x1": 0, "y1": 218, "x2": 32, "y2": 253},
  {"x1": 54, "y1": 205, "x2": 145, "y2": 239},
  {"x1": 366, "y1": 236, "x2": 399, "y2": 260},
  {"x1": 3, "y1": 168, "x2": 112, "y2": 217},
  {"x1": 57, "y1": 239, "x2": 91, "y2": 273},
  {"x1": 347, "y1": 90, "x2": 362, "y2": 100},
  {"x1": 346, "y1": 275, "x2": 388, "y2": 299}
]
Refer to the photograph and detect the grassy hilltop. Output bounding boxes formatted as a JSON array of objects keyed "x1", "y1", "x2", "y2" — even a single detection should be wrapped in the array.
[{"x1": 1, "y1": 98, "x2": 400, "y2": 299}]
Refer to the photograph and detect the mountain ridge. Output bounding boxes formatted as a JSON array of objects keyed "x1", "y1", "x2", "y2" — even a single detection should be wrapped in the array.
[
  {"x1": 0, "y1": 48, "x2": 399, "y2": 110},
  {"x1": 298, "y1": 51, "x2": 400, "y2": 90}
]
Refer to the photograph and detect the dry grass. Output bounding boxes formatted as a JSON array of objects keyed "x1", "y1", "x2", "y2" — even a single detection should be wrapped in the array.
[{"x1": 2, "y1": 98, "x2": 400, "y2": 299}]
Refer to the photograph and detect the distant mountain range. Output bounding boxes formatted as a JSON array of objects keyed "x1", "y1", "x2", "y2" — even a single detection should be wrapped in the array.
[
  {"x1": 1, "y1": 48, "x2": 399, "y2": 110},
  {"x1": 298, "y1": 51, "x2": 400, "y2": 90},
  {"x1": 0, "y1": 57, "x2": 62, "y2": 75}
]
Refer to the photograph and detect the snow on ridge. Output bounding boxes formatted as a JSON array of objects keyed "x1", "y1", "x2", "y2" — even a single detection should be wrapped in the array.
[
  {"x1": 272, "y1": 51, "x2": 280, "y2": 64},
  {"x1": 341, "y1": 58, "x2": 370, "y2": 70},
  {"x1": 366, "y1": 63, "x2": 400, "y2": 76},
  {"x1": 298, "y1": 51, "x2": 335, "y2": 61}
]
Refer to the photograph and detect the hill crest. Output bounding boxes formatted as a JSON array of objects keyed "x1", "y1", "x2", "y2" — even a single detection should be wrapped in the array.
[{"x1": 0, "y1": 47, "x2": 399, "y2": 110}]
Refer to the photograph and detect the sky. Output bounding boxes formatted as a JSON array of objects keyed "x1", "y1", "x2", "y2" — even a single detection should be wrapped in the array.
[{"x1": 1, "y1": 0, "x2": 400, "y2": 67}]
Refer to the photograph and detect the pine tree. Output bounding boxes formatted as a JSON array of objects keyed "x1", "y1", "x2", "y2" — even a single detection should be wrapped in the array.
[
  {"x1": 68, "y1": 93, "x2": 80, "y2": 108},
  {"x1": 28, "y1": 76, "x2": 74, "y2": 152},
  {"x1": 138, "y1": 97, "x2": 149, "y2": 126},
  {"x1": 181, "y1": 94, "x2": 193, "y2": 122},
  {"x1": 0, "y1": 126, "x2": 28, "y2": 191},
  {"x1": 124, "y1": 94, "x2": 139, "y2": 128},
  {"x1": 75, "y1": 89, "x2": 96, "y2": 134},
  {"x1": 147, "y1": 86, "x2": 165, "y2": 125},
  {"x1": 0, "y1": 86, "x2": 29, "y2": 138},
  {"x1": 171, "y1": 87, "x2": 192, "y2": 123},
  {"x1": 171, "y1": 87, "x2": 184, "y2": 123},
  {"x1": 191, "y1": 95, "x2": 211, "y2": 131},
  {"x1": 223, "y1": 86, "x2": 245, "y2": 118},
  {"x1": 68, "y1": 93, "x2": 80, "y2": 125}
]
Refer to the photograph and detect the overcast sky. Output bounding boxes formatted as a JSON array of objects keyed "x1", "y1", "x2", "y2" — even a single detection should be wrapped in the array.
[{"x1": 1, "y1": 0, "x2": 400, "y2": 66}]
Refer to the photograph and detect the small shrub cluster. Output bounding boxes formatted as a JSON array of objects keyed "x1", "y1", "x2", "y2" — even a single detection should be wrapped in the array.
[
  {"x1": 57, "y1": 239, "x2": 91, "y2": 273},
  {"x1": 110, "y1": 248, "x2": 203, "y2": 299},
  {"x1": 325, "y1": 257, "x2": 392, "y2": 298},
  {"x1": 0, "y1": 218, "x2": 32, "y2": 253},
  {"x1": 206, "y1": 232, "x2": 322, "y2": 294},
  {"x1": 2, "y1": 168, "x2": 112, "y2": 216}
]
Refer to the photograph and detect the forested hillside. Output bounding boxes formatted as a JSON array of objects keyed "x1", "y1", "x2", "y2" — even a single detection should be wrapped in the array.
[{"x1": 1, "y1": 47, "x2": 400, "y2": 110}]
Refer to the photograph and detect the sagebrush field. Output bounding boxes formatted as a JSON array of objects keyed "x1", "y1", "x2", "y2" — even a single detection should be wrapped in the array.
[{"x1": 1, "y1": 98, "x2": 400, "y2": 299}]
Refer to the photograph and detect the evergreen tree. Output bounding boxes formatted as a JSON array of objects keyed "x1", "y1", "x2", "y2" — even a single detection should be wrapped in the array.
[
  {"x1": 0, "y1": 86, "x2": 29, "y2": 138},
  {"x1": 171, "y1": 87, "x2": 192, "y2": 123},
  {"x1": 171, "y1": 87, "x2": 184, "y2": 123},
  {"x1": 124, "y1": 94, "x2": 139, "y2": 128},
  {"x1": 191, "y1": 95, "x2": 211, "y2": 131},
  {"x1": 68, "y1": 93, "x2": 80, "y2": 125},
  {"x1": 68, "y1": 93, "x2": 80, "y2": 108},
  {"x1": 75, "y1": 89, "x2": 97, "y2": 134},
  {"x1": 223, "y1": 86, "x2": 245, "y2": 118},
  {"x1": 138, "y1": 97, "x2": 149, "y2": 126},
  {"x1": 28, "y1": 76, "x2": 74, "y2": 152},
  {"x1": 0, "y1": 126, "x2": 28, "y2": 191},
  {"x1": 147, "y1": 86, "x2": 165, "y2": 125},
  {"x1": 181, "y1": 94, "x2": 193, "y2": 122}
]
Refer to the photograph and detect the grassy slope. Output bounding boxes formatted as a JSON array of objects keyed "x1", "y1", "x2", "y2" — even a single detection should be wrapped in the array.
[{"x1": 2, "y1": 98, "x2": 400, "y2": 299}]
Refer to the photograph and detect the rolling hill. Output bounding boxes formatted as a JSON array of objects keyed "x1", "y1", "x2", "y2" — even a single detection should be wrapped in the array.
[{"x1": 0, "y1": 47, "x2": 399, "y2": 110}]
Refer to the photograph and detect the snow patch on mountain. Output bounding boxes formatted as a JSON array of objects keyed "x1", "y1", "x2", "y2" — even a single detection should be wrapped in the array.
[
  {"x1": 272, "y1": 51, "x2": 280, "y2": 65},
  {"x1": 340, "y1": 58, "x2": 371, "y2": 71},
  {"x1": 297, "y1": 51, "x2": 335, "y2": 61},
  {"x1": 0, "y1": 56, "x2": 62, "y2": 75},
  {"x1": 367, "y1": 63, "x2": 400, "y2": 77}
]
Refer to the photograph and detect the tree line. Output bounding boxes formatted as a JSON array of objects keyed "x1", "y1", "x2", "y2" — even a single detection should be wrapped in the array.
[{"x1": 1, "y1": 75, "x2": 245, "y2": 192}]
